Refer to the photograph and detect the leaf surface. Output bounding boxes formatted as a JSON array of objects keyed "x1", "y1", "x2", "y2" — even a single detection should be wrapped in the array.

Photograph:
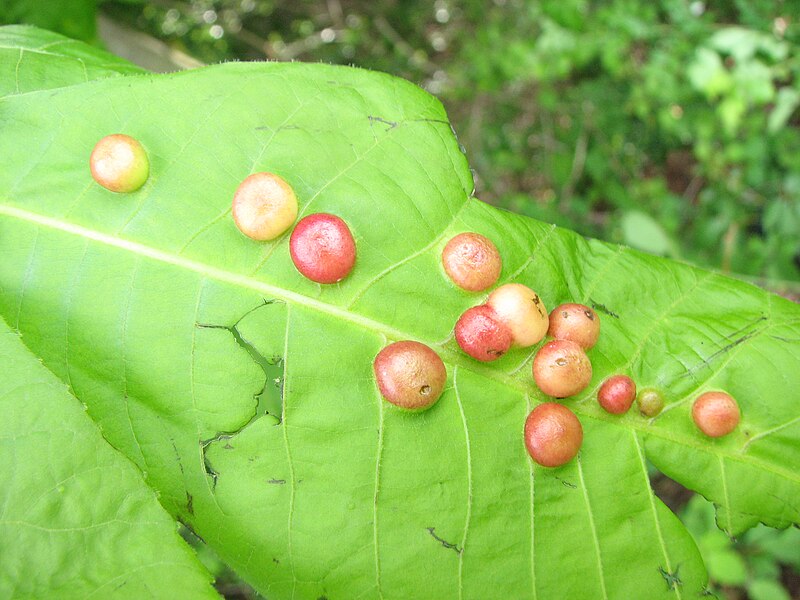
[
  {"x1": 1, "y1": 28, "x2": 798, "y2": 599},
  {"x1": 0, "y1": 25, "x2": 142, "y2": 99},
  {"x1": 0, "y1": 315, "x2": 219, "y2": 599},
  {"x1": 0, "y1": 0, "x2": 98, "y2": 43}
]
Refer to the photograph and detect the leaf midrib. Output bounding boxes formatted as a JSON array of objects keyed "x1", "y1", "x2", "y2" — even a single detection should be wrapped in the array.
[{"x1": 2, "y1": 203, "x2": 797, "y2": 487}]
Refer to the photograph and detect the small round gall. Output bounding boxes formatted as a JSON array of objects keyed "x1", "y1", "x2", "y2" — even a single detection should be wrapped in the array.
[
  {"x1": 290, "y1": 213, "x2": 356, "y2": 284},
  {"x1": 692, "y1": 391, "x2": 740, "y2": 438},
  {"x1": 454, "y1": 305, "x2": 512, "y2": 362},
  {"x1": 524, "y1": 403, "x2": 583, "y2": 467},
  {"x1": 441, "y1": 232, "x2": 502, "y2": 292},
  {"x1": 637, "y1": 388, "x2": 665, "y2": 418},
  {"x1": 373, "y1": 341, "x2": 447, "y2": 411},
  {"x1": 90, "y1": 134, "x2": 149, "y2": 193},
  {"x1": 232, "y1": 172, "x2": 298, "y2": 241},
  {"x1": 532, "y1": 340, "x2": 592, "y2": 398},
  {"x1": 486, "y1": 283, "x2": 549, "y2": 348},
  {"x1": 548, "y1": 303, "x2": 601, "y2": 349},
  {"x1": 597, "y1": 375, "x2": 637, "y2": 415}
]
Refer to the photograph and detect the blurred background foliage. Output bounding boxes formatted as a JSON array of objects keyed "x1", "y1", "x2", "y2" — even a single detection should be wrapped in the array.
[
  {"x1": 681, "y1": 494, "x2": 800, "y2": 600},
  {"x1": 2, "y1": 1, "x2": 799, "y2": 598}
]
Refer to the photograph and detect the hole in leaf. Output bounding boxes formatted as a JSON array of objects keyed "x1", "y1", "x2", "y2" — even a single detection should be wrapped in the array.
[
  {"x1": 179, "y1": 523, "x2": 263, "y2": 599},
  {"x1": 649, "y1": 465, "x2": 694, "y2": 514},
  {"x1": 196, "y1": 299, "x2": 287, "y2": 431}
]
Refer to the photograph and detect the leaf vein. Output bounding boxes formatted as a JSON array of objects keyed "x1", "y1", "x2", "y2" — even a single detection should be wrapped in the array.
[
  {"x1": 742, "y1": 415, "x2": 800, "y2": 451},
  {"x1": 453, "y1": 367, "x2": 472, "y2": 600},
  {"x1": 13, "y1": 48, "x2": 23, "y2": 94},
  {"x1": 525, "y1": 394, "x2": 537, "y2": 600},
  {"x1": 719, "y1": 455, "x2": 734, "y2": 536},
  {"x1": 576, "y1": 454, "x2": 609, "y2": 600},
  {"x1": 579, "y1": 245, "x2": 627, "y2": 306},
  {"x1": 504, "y1": 223, "x2": 558, "y2": 284},
  {"x1": 13, "y1": 225, "x2": 40, "y2": 330},
  {"x1": 372, "y1": 342, "x2": 386, "y2": 600},
  {"x1": 633, "y1": 432, "x2": 682, "y2": 599},
  {"x1": 121, "y1": 260, "x2": 148, "y2": 467},
  {"x1": 346, "y1": 200, "x2": 470, "y2": 309},
  {"x1": 281, "y1": 304, "x2": 298, "y2": 596},
  {"x1": 63, "y1": 241, "x2": 90, "y2": 398}
]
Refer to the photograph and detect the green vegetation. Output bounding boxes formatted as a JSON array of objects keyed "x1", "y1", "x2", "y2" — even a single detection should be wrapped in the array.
[
  {"x1": 94, "y1": 0, "x2": 800, "y2": 288},
  {"x1": 0, "y1": 318, "x2": 217, "y2": 599},
  {"x1": 682, "y1": 495, "x2": 800, "y2": 600},
  {"x1": 0, "y1": 3, "x2": 798, "y2": 598}
]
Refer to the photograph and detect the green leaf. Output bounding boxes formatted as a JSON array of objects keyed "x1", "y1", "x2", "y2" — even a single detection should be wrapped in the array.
[
  {"x1": 732, "y1": 60, "x2": 775, "y2": 106},
  {"x1": 620, "y1": 210, "x2": 678, "y2": 257},
  {"x1": 681, "y1": 495, "x2": 746, "y2": 586},
  {"x1": 688, "y1": 47, "x2": 731, "y2": 98},
  {"x1": 1, "y1": 28, "x2": 799, "y2": 599},
  {"x1": 0, "y1": 0, "x2": 98, "y2": 43},
  {"x1": 0, "y1": 25, "x2": 143, "y2": 99},
  {"x1": 768, "y1": 88, "x2": 800, "y2": 134},
  {"x1": 746, "y1": 526, "x2": 800, "y2": 570},
  {"x1": 0, "y1": 315, "x2": 219, "y2": 599},
  {"x1": 705, "y1": 549, "x2": 748, "y2": 586},
  {"x1": 718, "y1": 96, "x2": 746, "y2": 135},
  {"x1": 709, "y1": 27, "x2": 788, "y2": 63},
  {"x1": 748, "y1": 578, "x2": 792, "y2": 600}
]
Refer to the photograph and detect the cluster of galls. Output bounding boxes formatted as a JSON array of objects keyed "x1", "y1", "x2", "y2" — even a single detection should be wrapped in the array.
[
  {"x1": 441, "y1": 233, "x2": 601, "y2": 467},
  {"x1": 370, "y1": 230, "x2": 600, "y2": 466},
  {"x1": 90, "y1": 135, "x2": 741, "y2": 471},
  {"x1": 372, "y1": 229, "x2": 742, "y2": 470}
]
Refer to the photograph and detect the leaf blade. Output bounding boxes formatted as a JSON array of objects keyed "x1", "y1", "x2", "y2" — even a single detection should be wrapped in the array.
[
  {"x1": 1, "y1": 55, "x2": 798, "y2": 599},
  {"x1": 0, "y1": 25, "x2": 142, "y2": 98},
  {"x1": 0, "y1": 315, "x2": 219, "y2": 599}
]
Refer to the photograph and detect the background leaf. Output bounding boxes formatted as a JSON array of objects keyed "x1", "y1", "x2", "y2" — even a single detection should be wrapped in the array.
[
  {"x1": 620, "y1": 209, "x2": 679, "y2": 257},
  {"x1": 1, "y1": 27, "x2": 798, "y2": 599},
  {"x1": 0, "y1": 25, "x2": 144, "y2": 99},
  {"x1": 0, "y1": 315, "x2": 219, "y2": 599},
  {"x1": 0, "y1": 0, "x2": 98, "y2": 43}
]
